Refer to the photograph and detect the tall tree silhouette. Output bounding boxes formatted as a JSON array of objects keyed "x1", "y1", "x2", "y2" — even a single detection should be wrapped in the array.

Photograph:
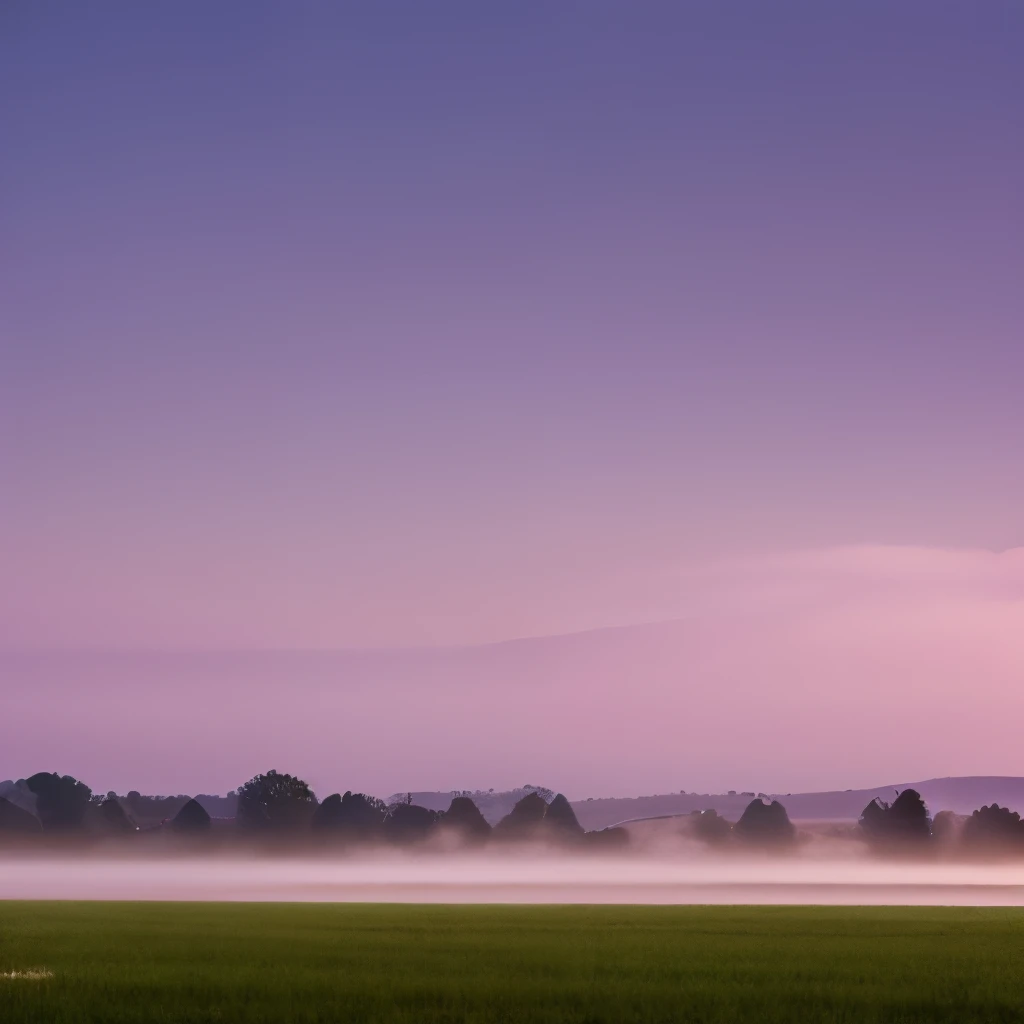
[
  {"x1": 962, "y1": 804, "x2": 1024, "y2": 849},
  {"x1": 235, "y1": 770, "x2": 316, "y2": 831},
  {"x1": 171, "y1": 798, "x2": 211, "y2": 833},
  {"x1": 544, "y1": 794, "x2": 584, "y2": 839},
  {"x1": 887, "y1": 789, "x2": 931, "y2": 840},
  {"x1": 310, "y1": 793, "x2": 345, "y2": 831},
  {"x1": 734, "y1": 799, "x2": 795, "y2": 844},
  {"x1": 383, "y1": 803, "x2": 438, "y2": 843},
  {"x1": 493, "y1": 792, "x2": 548, "y2": 840},
  {"x1": 311, "y1": 791, "x2": 387, "y2": 838},
  {"x1": 439, "y1": 796, "x2": 492, "y2": 842},
  {"x1": 690, "y1": 808, "x2": 732, "y2": 844},
  {"x1": 25, "y1": 773, "x2": 92, "y2": 831},
  {"x1": 99, "y1": 797, "x2": 135, "y2": 833},
  {"x1": 859, "y1": 789, "x2": 930, "y2": 844}
]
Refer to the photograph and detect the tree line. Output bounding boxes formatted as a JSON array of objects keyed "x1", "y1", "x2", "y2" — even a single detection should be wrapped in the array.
[
  {"x1": 0, "y1": 771, "x2": 625, "y2": 848},
  {"x1": 3, "y1": 772, "x2": 1023, "y2": 855},
  {"x1": 859, "y1": 788, "x2": 1024, "y2": 851},
  {"x1": 693, "y1": 788, "x2": 1024, "y2": 851}
]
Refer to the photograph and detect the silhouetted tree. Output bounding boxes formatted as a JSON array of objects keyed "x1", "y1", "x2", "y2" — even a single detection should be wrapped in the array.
[
  {"x1": 493, "y1": 792, "x2": 548, "y2": 840},
  {"x1": 171, "y1": 798, "x2": 211, "y2": 833},
  {"x1": 859, "y1": 789, "x2": 930, "y2": 844},
  {"x1": 962, "y1": 804, "x2": 1024, "y2": 850},
  {"x1": 311, "y1": 793, "x2": 345, "y2": 831},
  {"x1": 439, "y1": 796, "x2": 491, "y2": 842},
  {"x1": 235, "y1": 770, "x2": 316, "y2": 831},
  {"x1": 859, "y1": 797, "x2": 888, "y2": 839},
  {"x1": 0, "y1": 796, "x2": 42, "y2": 834},
  {"x1": 310, "y1": 791, "x2": 386, "y2": 838},
  {"x1": 99, "y1": 797, "x2": 135, "y2": 833},
  {"x1": 734, "y1": 799, "x2": 795, "y2": 844},
  {"x1": 25, "y1": 772, "x2": 92, "y2": 831},
  {"x1": 384, "y1": 803, "x2": 438, "y2": 844},
  {"x1": 690, "y1": 808, "x2": 732, "y2": 844},
  {"x1": 889, "y1": 789, "x2": 930, "y2": 839},
  {"x1": 585, "y1": 826, "x2": 630, "y2": 849},
  {"x1": 544, "y1": 794, "x2": 584, "y2": 839}
]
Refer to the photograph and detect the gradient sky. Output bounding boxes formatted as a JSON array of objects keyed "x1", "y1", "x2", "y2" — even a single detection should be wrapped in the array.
[{"x1": 2, "y1": 3, "x2": 1022, "y2": 795}]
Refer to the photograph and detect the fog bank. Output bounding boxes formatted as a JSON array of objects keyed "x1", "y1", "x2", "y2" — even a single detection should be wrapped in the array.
[{"x1": 3, "y1": 848, "x2": 1023, "y2": 905}]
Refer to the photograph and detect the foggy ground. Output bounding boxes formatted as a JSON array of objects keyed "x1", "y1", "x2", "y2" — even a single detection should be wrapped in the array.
[{"x1": 3, "y1": 825, "x2": 1023, "y2": 906}]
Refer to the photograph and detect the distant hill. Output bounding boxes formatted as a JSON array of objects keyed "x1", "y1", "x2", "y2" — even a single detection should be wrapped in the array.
[
  {"x1": 398, "y1": 778, "x2": 1024, "y2": 831},
  {"x1": 571, "y1": 778, "x2": 1024, "y2": 831}
]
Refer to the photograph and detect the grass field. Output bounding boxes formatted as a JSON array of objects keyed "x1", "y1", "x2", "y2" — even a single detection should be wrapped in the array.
[{"x1": 1, "y1": 902, "x2": 1023, "y2": 1023}]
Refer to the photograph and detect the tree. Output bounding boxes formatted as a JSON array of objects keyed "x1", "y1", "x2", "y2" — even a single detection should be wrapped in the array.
[
  {"x1": 493, "y1": 792, "x2": 548, "y2": 840},
  {"x1": 383, "y1": 803, "x2": 438, "y2": 844},
  {"x1": 859, "y1": 797, "x2": 888, "y2": 839},
  {"x1": 171, "y1": 798, "x2": 211, "y2": 833},
  {"x1": 25, "y1": 773, "x2": 92, "y2": 831},
  {"x1": 888, "y1": 789, "x2": 931, "y2": 840},
  {"x1": 310, "y1": 793, "x2": 345, "y2": 832},
  {"x1": 586, "y1": 826, "x2": 630, "y2": 849},
  {"x1": 859, "y1": 789, "x2": 931, "y2": 845},
  {"x1": 310, "y1": 792, "x2": 387, "y2": 838},
  {"x1": 734, "y1": 799, "x2": 795, "y2": 844},
  {"x1": 962, "y1": 804, "x2": 1024, "y2": 850},
  {"x1": 235, "y1": 770, "x2": 316, "y2": 831},
  {"x1": 544, "y1": 794, "x2": 584, "y2": 839},
  {"x1": 690, "y1": 809, "x2": 731, "y2": 844},
  {"x1": 99, "y1": 797, "x2": 135, "y2": 833},
  {"x1": 439, "y1": 796, "x2": 491, "y2": 842}
]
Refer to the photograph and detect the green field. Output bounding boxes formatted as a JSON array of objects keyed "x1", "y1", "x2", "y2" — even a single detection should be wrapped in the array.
[{"x1": 1, "y1": 902, "x2": 1023, "y2": 1023}]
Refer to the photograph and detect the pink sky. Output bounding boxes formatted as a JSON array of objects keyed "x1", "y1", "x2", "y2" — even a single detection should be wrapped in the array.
[
  {"x1": 3, "y1": 545, "x2": 1021, "y2": 798},
  {"x1": 2, "y1": 5, "x2": 1022, "y2": 797}
]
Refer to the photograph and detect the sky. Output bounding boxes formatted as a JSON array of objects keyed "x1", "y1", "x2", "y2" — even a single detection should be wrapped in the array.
[{"x1": 1, "y1": 3, "x2": 1022, "y2": 796}]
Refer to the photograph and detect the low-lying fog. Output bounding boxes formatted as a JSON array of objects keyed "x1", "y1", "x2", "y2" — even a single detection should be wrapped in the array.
[{"x1": 4, "y1": 834, "x2": 1023, "y2": 906}]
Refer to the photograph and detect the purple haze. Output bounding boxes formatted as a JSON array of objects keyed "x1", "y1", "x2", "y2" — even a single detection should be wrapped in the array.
[{"x1": 1, "y1": 4, "x2": 1022, "y2": 796}]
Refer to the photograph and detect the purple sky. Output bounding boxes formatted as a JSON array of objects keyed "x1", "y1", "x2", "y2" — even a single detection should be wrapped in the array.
[{"x1": 2, "y1": 3, "x2": 1022, "y2": 796}]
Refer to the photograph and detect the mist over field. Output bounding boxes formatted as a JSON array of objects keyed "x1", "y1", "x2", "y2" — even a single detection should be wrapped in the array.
[
  {"x1": 4, "y1": 12, "x2": 1023, "y2": 1002},
  {"x1": 4, "y1": 825, "x2": 1024, "y2": 905},
  {"x1": 3, "y1": 2, "x2": 1022, "y2": 1020}
]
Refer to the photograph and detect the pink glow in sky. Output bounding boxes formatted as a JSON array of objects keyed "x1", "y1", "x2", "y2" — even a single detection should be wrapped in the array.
[
  {"x1": 2, "y1": 546, "x2": 1022, "y2": 798},
  {"x1": 1, "y1": 5, "x2": 1022, "y2": 797}
]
